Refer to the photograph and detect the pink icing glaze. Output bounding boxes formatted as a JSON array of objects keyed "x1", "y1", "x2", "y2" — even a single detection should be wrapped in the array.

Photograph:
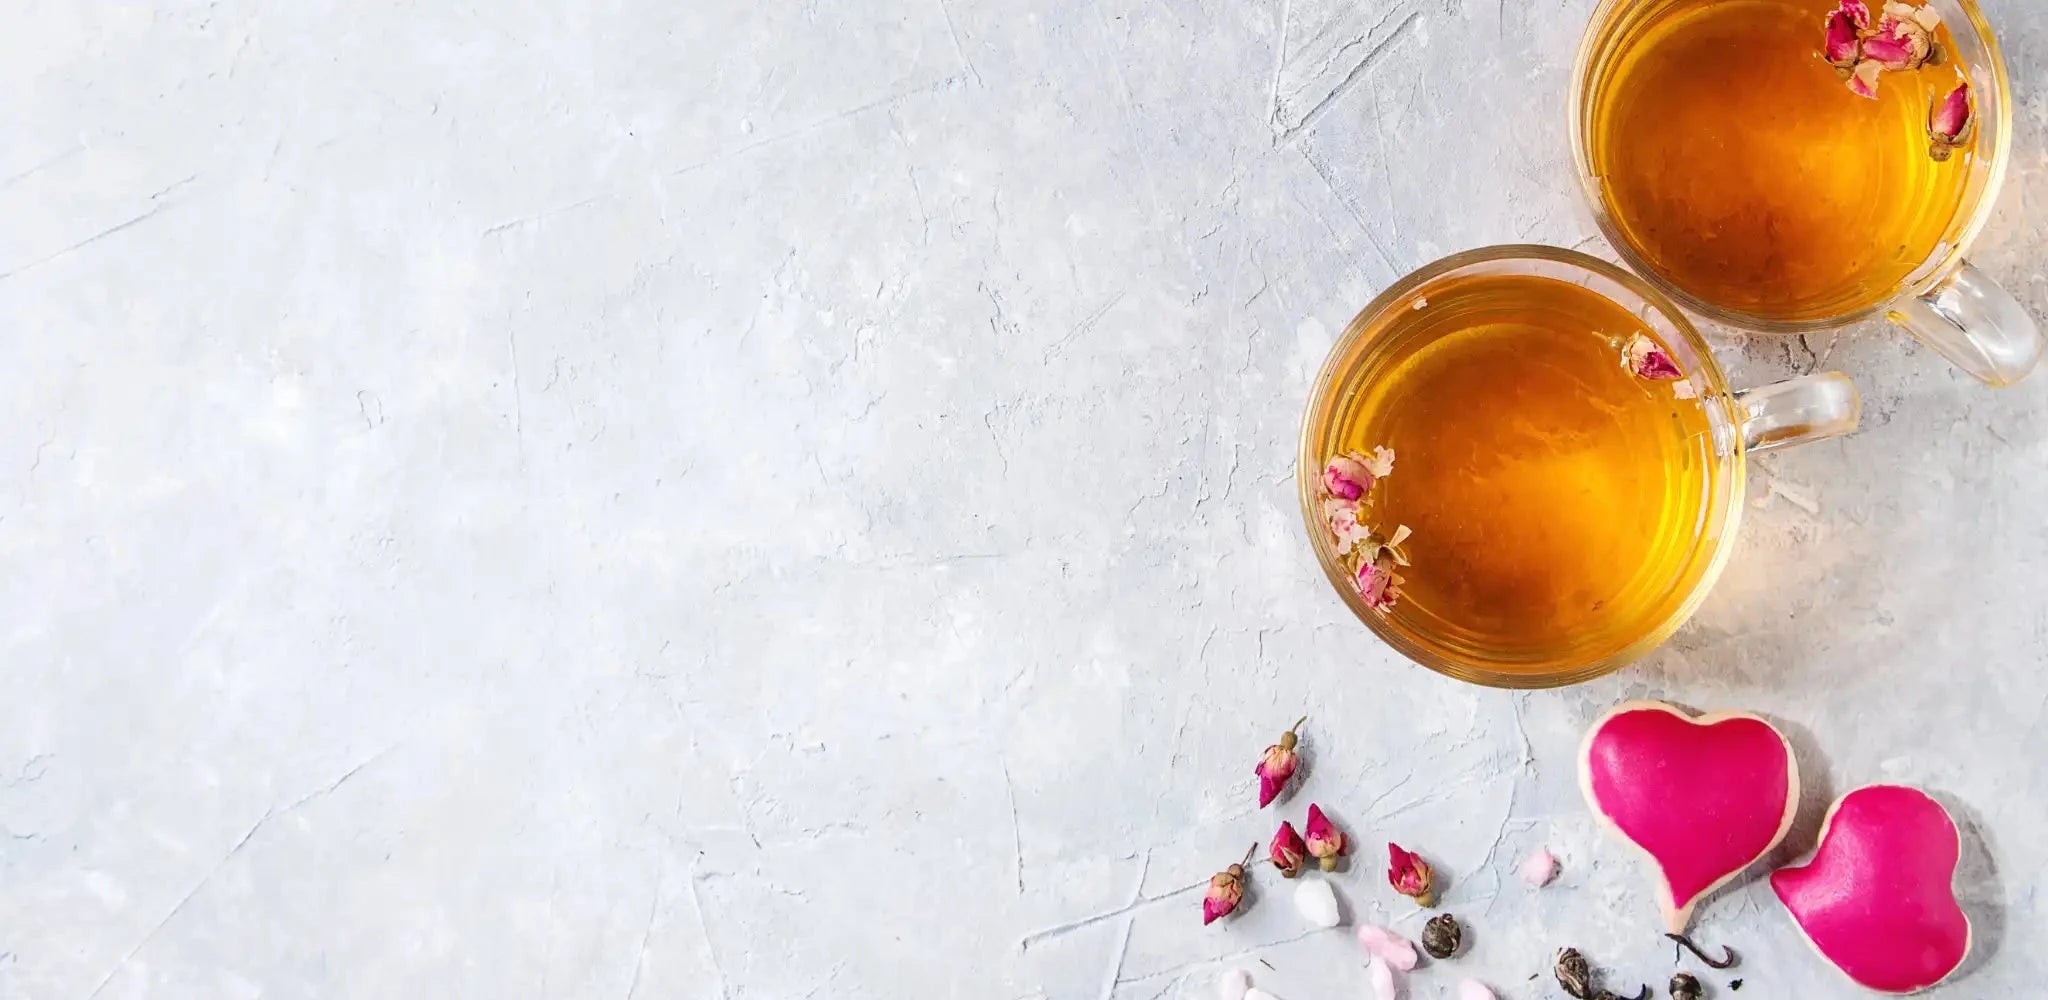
[
  {"x1": 1771, "y1": 785, "x2": 1971, "y2": 994},
  {"x1": 1579, "y1": 701, "x2": 1799, "y2": 932}
]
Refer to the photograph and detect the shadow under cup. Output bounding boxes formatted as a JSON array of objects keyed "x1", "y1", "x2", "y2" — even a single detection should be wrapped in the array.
[
  {"x1": 1297, "y1": 247, "x2": 1860, "y2": 689},
  {"x1": 1570, "y1": 0, "x2": 2041, "y2": 386}
]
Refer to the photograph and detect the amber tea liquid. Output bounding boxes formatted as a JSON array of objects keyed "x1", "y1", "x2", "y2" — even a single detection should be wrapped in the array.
[
  {"x1": 1585, "y1": 0, "x2": 1970, "y2": 321},
  {"x1": 1328, "y1": 273, "x2": 1722, "y2": 672}
]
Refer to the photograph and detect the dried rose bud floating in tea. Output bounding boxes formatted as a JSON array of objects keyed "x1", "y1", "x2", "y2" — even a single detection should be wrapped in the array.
[
  {"x1": 1583, "y1": 0, "x2": 1974, "y2": 322},
  {"x1": 1322, "y1": 272, "x2": 1719, "y2": 673},
  {"x1": 1928, "y1": 82, "x2": 1974, "y2": 161}
]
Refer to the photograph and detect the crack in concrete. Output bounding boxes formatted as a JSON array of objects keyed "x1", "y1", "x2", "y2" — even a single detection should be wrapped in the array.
[
  {"x1": 83, "y1": 745, "x2": 401, "y2": 998},
  {"x1": 1275, "y1": 8, "x2": 1420, "y2": 142}
]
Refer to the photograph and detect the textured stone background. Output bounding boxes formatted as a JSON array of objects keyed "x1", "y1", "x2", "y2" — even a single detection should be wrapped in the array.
[{"x1": 3, "y1": 1, "x2": 2046, "y2": 997}]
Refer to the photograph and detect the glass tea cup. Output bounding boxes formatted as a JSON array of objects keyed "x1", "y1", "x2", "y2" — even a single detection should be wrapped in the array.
[
  {"x1": 1296, "y1": 246, "x2": 1861, "y2": 689},
  {"x1": 1571, "y1": 0, "x2": 2040, "y2": 386}
]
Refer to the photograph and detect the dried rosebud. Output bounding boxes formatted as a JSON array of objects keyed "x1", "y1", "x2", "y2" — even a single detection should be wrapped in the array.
[
  {"x1": 1270, "y1": 821, "x2": 1308, "y2": 877},
  {"x1": 1846, "y1": 58, "x2": 1884, "y2": 99},
  {"x1": 1863, "y1": 7, "x2": 1934, "y2": 70},
  {"x1": 1386, "y1": 842, "x2": 1436, "y2": 907},
  {"x1": 1304, "y1": 804, "x2": 1348, "y2": 871},
  {"x1": 1555, "y1": 948, "x2": 1594, "y2": 1000},
  {"x1": 1321, "y1": 496, "x2": 1372, "y2": 555},
  {"x1": 1623, "y1": 333, "x2": 1683, "y2": 381},
  {"x1": 1255, "y1": 717, "x2": 1306, "y2": 808},
  {"x1": 1929, "y1": 82, "x2": 1975, "y2": 161},
  {"x1": 1321, "y1": 446, "x2": 1394, "y2": 501},
  {"x1": 1422, "y1": 912, "x2": 1463, "y2": 959},
  {"x1": 1822, "y1": 7, "x2": 1863, "y2": 67},
  {"x1": 1202, "y1": 845, "x2": 1258, "y2": 925},
  {"x1": 1886, "y1": 1, "x2": 1942, "y2": 31},
  {"x1": 1354, "y1": 557, "x2": 1403, "y2": 612},
  {"x1": 1836, "y1": 0, "x2": 1872, "y2": 30}
]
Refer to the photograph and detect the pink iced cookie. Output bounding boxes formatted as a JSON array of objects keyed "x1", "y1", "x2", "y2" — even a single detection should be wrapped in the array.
[
  {"x1": 1771, "y1": 785, "x2": 1972, "y2": 994},
  {"x1": 1578, "y1": 701, "x2": 1799, "y2": 932}
]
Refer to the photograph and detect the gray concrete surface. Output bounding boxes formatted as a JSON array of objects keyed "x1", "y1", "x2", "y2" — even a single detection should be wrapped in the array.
[{"x1": 3, "y1": 1, "x2": 2046, "y2": 997}]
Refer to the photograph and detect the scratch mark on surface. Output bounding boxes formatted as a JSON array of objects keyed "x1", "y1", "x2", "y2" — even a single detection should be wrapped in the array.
[
  {"x1": 685, "y1": 861, "x2": 734, "y2": 999},
  {"x1": 1116, "y1": 928, "x2": 1322, "y2": 987},
  {"x1": 507, "y1": 328, "x2": 525, "y2": 456},
  {"x1": 1044, "y1": 290, "x2": 1126, "y2": 362},
  {"x1": 1092, "y1": 849, "x2": 1152, "y2": 1000},
  {"x1": 0, "y1": 200, "x2": 179, "y2": 283},
  {"x1": 356, "y1": 390, "x2": 385, "y2": 430},
  {"x1": 0, "y1": 145, "x2": 84, "y2": 190},
  {"x1": 984, "y1": 404, "x2": 1010, "y2": 475},
  {"x1": 1, "y1": 754, "x2": 52, "y2": 788},
  {"x1": 934, "y1": 0, "x2": 983, "y2": 87},
  {"x1": 1266, "y1": 0, "x2": 1294, "y2": 130},
  {"x1": 1277, "y1": 10, "x2": 1421, "y2": 142},
  {"x1": 1299, "y1": 145, "x2": 1404, "y2": 279},
  {"x1": 1020, "y1": 852, "x2": 1201, "y2": 951},
  {"x1": 887, "y1": 110, "x2": 935, "y2": 246},
  {"x1": 1358, "y1": 771, "x2": 1417, "y2": 817},
  {"x1": 26, "y1": 433, "x2": 58, "y2": 477},
  {"x1": 1088, "y1": 7, "x2": 1167, "y2": 240},
  {"x1": 278, "y1": 744, "x2": 401, "y2": 817},
  {"x1": 1097, "y1": 910, "x2": 1134, "y2": 1000},
  {"x1": 674, "y1": 75, "x2": 965, "y2": 178},
  {"x1": 228, "y1": 29, "x2": 256, "y2": 78},
  {"x1": 150, "y1": 174, "x2": 199, "y2": 201},
  {"x1": 480, "y1": 195, "x2": 604, "y2": 239},
  {"x1": 622, "y1": 863, "x2": 666, "y2": 999},
  {"x1": 1004, "y1": 763, "x2": 1026, "y2": 895},
  {"x1": 85, "y1": 809, "x2": 270, "y2": 998}
]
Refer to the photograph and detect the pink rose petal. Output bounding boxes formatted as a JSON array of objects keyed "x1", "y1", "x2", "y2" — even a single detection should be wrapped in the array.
[
  {"x1": 1846, "y1": 59, "x2": 1883, "y2": 99},
  {"x1": 1837, "y1": 0, "x2": 1871, "y2": 30},
  {"x1": 1322, "y1": 454, "x2": 1374, "y2": 501},
  {"x1": 1520, "y1": 846, "x2": 1559, "y2": 887},
  {"x1": 1321, "y1": 497, "x2": 1372, "y2": 555},
  {"x1": 1356, "y1": 924, "x2": 1419, "y2": 972},
  {"x1": 1216, "y1": 968, "x2": 1253, "y2": 1000},
  {"x1": 1354, "y1": 558, "x2": 1403, "y2": 612},
  {"x1": 1367, "y1": 957, "x2": 1404, "y2": 1000},
  {"x1": 1822, "y1": 9, "x2": 1861, "y2": 67},
  {"x1": 1862, "y1": 13, "x2": 1931, "y2": 71},
  {"x1": 1457, "y1": 981, "x2": 1498, "y2": 1000},
  {"x1": 1362, "y1": 445, "x2": 1394, "y2": 479},
  {"x1": 1623, "y1": 333, "x2": 1683, "y2": 381}
]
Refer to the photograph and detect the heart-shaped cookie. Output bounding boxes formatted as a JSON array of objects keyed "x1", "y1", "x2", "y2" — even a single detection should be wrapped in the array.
[
  {"x1": 1771, "y1": 785, "x2": 1971, "y2": 994},
  {"x1": 1578, "y1": 701, "x2": 1799, "y2": 932}
]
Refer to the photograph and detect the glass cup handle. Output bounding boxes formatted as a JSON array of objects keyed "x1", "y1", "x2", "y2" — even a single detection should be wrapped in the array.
[
  {"x1": 1888, "y1": 260, "x2": 2044, "y2": 387},
  {"x1": 1735, "y1": 371, "x2": 1862, "y2": 454}
]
